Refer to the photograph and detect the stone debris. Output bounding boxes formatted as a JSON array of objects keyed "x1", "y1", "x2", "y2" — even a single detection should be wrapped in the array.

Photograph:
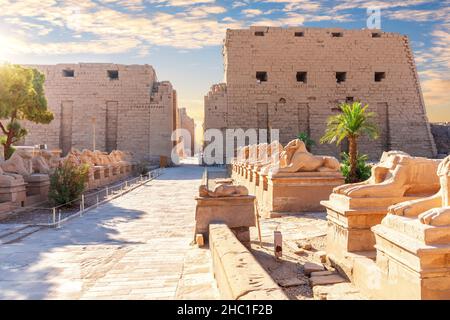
[
  {"x1": 310, "y1": 271, "x2": 335, "y2": 277},
  {"x1": 309, "y1": 274, "x2": 347, "y2": 287},
  {"x1": 303, "y1": 262, "x2": 325, "y2": 276},
  {"x1": 313, "y1": 283, "x2": 364, "y2": 300},
  {"x1": 277, "y1": 278, "x2": 307, "y2": 288}
]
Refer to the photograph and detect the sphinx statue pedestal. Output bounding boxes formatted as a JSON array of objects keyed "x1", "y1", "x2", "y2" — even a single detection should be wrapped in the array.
[
  {"x1": 364, "y1": 214, "x2": 450, "y2": 299},
  {"x1": 0, "y1": 180, "x2": 27, "y2": 216},
  {"x1": 321, "y1": 193, "x2": 427, "y2": 256},
  {"x1": 322, "y1": 153, "x2": 441, "y2": 259},
  {"x1": 260, "y1": 171, "x2": 344, "y2": 218},
  {"x1": 195, "y1": 195, "x2": 256, "y2": 243},
  {"x1": 25, "y1": 174, "x2": 50, "y2": 205},
  {"x1": 340, "y1": 214, "x2": 450, "y2": 300}
]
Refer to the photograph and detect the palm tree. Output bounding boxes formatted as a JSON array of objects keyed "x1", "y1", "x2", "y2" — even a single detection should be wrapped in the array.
[{"x1": 320, "y1": 102, "x2": 379, "y2": 183}]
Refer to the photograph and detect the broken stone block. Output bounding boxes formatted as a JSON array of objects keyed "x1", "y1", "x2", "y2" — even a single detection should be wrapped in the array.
[
  {"x1": 277, "y1": 278, "x2": 307, "y2": 288},
  {"x1": 310, "y1": 274, "x2": 346, "y2": 287},
  {"x1": 313, "y1": 283, "x2": 363, "y2": 300},
  {"x1": 310, "y1": 271, "x2": 335, "y2": 277},
  {"x1": 303, "y1": 262, "x2": 325, "y2": 276}
]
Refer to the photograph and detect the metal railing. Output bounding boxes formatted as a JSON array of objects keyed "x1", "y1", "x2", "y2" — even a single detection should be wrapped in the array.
[{"x1": 3, "y1": 168, "x2": 165, "y2": 228}]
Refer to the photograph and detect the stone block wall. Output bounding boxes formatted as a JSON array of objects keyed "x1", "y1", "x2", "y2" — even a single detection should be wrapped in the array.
[
  {"x1": 21, "y1": 63, "x2": 176, "y2": 161},
  {"x1": 177, "y1": 107, "x2": 196, "y2": 156},
  {"x1": 430, "y1": 123, "x2": 450, "y2": 157},
  {"x1": 204, "y1": 27, "x2": 437, "y2": 160}
]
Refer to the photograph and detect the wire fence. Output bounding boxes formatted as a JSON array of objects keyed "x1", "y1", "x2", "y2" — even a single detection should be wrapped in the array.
[{"x1": 2, "y1": 168, "x2": 165, "y2": 228}]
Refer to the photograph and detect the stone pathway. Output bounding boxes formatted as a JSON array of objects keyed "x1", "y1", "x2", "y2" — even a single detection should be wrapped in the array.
[{"x1": 0, "y1": 164, "x2": 219, "y2": 300}]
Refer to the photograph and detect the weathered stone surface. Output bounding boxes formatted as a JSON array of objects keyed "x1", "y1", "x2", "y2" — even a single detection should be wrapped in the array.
[
  {"x1": 322, "y1": 151, "x2": 441, "y2": 255},
  {"x1": 209, "y1": 223, "x2": 288, "y2": 300},
  {"x1": 204, "y1": 27, "x2": 436, "y2": 161},
  {"x1": 21, "y1": 63, "x2": 176, "y2": 161},
  {"x1": 313, "y1": 283, "x2": 364, "y2": 300},
  {"x1": 232, "y1": 141, "x2": 344, "y2": 217},
  {"x1": 0, "y1": 165, "x2": 219, "y2": 300},
  {"x1": 195, "y1": 195, "x2": 256, "y2": 239},
  {"x1": 303, "y1": 262, "x2": 325, "y2": 275},
  {"x1": 310, "y1": 274, "x2": 346, "y2": 287},
  {"x1": 430, "y1": 123, "x2": 450, "y2": 157},
  {"x1": 175, "y1": 107, "x2": 196, "y2": 157},
  {"x1": 277, "y1": 278, "x2": 307, "y2": 288}
]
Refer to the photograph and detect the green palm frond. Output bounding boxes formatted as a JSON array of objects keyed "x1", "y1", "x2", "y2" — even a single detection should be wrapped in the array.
[{"x1": 320, "y1": 102, "x2": 379, "y2": 145}]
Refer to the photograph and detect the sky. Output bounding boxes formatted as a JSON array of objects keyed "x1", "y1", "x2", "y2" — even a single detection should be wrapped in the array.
[{"x1": 0, "y1": 0, "x2": 449, "y2": 141}]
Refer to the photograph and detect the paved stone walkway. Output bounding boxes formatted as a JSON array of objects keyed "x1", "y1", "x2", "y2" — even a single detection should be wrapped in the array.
[{"x1": 0, "y1": 165, "x2": 219, "y2": 300}]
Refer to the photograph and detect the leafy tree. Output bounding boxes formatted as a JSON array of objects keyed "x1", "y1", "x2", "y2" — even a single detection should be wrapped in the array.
[
  {"x1": 297, "y1": 132, "x2": 315, "y2": 152},
  {"x1": 48, "y1": 161, "x2": 90, "y2": 206},
  {"x1": 320, "y1": 102, "x2": 379, "y2": 183},
  {"x1": 0, "y1": 64, "x2": 54, "y2": 159}
]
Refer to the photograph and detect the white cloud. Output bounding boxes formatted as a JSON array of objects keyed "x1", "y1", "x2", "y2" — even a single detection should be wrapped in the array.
[
  {"x1": 149, "y1": 0, "x2": 215, "y2": 7},
  {"x1": 187, "y1": 5, "x2": 227, "y2": 17},
  {"x1": 242, "y1": 9, "x2": 264, "y2": 17},
  {"x1": 261, "y1": 0, "x2": 321, "y2": 13},
  {"x1": 0, "y1": 0, "x2": 241, "y2": 54},
  {"x1": 232, "y1": 1, "x2": 248, "y2": 9},
  {"x1": 333, "y1": 0, "x2": 434, "y2": 11}
]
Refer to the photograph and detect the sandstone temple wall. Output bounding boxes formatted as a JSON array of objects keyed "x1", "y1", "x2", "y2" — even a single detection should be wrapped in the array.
[
  {"x1": 430, "y1": 123, "x2": 450, "y2": 157},
  {"x1": 177, "y1": 107, "x2": 196, "y2": 156},
  {"x1": 21, "y1": 63, "x2": 176, "y2": 161},
  {"x1": 204, "y1": 27, "x2": 437, "y2": 160}
]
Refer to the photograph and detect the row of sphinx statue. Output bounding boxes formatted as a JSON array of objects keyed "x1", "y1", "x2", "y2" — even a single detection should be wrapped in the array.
[
  {"x1": 0, "y1": 148, "x2": 136, "y2": 188},
  {"x1": 233, "y1": 139, "x2": 340, "y2": 175},
  {"x1": 233, "y1": 138, "x2": 450, "y2": 228}
]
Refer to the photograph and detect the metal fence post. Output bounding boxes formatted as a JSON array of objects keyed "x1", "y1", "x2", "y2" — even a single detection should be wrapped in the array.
[
  {"x1": 52, "y1": 207, "x2": 56, "y2": 225},
  {"x1": 81, "y1": 194, "x2": 85, "y2": 215},
  {"x1": 106, "y1": 186, "x2": 109, "y2": 197},
  {"x1": 58, "y1": 209, "x2": 61, "y2": 228},
  {"x1": 96, "y1": 194, "x2": 99, "y2": 208}
]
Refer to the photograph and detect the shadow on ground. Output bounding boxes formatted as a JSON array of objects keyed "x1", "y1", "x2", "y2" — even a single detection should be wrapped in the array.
[{"x1": 0, "y1": 200, "x2": 146, "y2": 299}]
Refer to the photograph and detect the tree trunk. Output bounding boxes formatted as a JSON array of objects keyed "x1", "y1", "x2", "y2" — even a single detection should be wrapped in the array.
[
  {"x1": 3, "y1": 130, "x2": 14, "y2": 160},
  {"x1": 348, "y1": 135, "x2": 358, "y2": 183}
]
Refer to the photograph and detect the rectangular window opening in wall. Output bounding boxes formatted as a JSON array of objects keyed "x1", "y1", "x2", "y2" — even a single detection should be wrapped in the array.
[
  {"x1": 296, "y1": 72, "x2": 307, "y2": 83},
  {"x1": 375, "y1": 72, "x2": 386, "y2": 82},
  {"x1": 256, "y1": 71, "x2": 268, "y2": 82},
  {"x1": 332, "y1": 32, "x2": 343, "y2": 37},
  {"x1": 255, "y1": 31, "x2": 265, "y2": 36},
  {"x1": 372, "y1": 32, "x2": 381, "y2": 38},
  {"x1": 295, "y1": 32, "x2": 304, "y2": 37},
  {"x1": 336, "y1": 72, "x2": 346, "y2": 83},
  {"x1": 62, "y1": 69, "x2": 74, "y2": 77},
  {"x1": 107, "y1": 70, "x2": 119, "y2": 80}
]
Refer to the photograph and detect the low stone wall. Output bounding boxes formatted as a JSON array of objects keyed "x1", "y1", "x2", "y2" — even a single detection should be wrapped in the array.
[
  {"x1": 209, "y1": 223, "x2": 288, "y2": 300},
  {"x1": 430, "y1": 123, "x2": 450, "y2": 157}
]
